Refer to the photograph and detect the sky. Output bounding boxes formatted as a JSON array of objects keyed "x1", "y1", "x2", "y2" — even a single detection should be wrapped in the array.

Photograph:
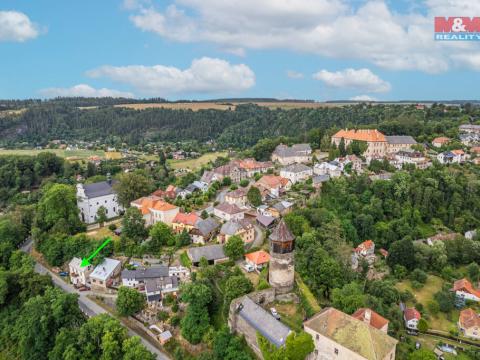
[{"x1": 1, "y1": 0, "x2": 480, "y2": 101}]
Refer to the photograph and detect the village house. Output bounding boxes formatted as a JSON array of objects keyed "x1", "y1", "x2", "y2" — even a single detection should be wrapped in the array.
[
  {"x1": 130, "y1": 195, "x2": 179, "y2": 226},
  {"x1": 225, "y1": 187, "x2": 248, "y2": 207},
  {"x1": 245, "y1": 250, "x2": 270, "y2": 271},
  {"x1": 312, "y1": 174, "x2": 330, "y2": 189},
  {"x1": 279, "y1": 163, "x2": 313, "y2": 184},
  {"x1": 268, "y1": 200, "x2": 294, "y2": 218},
  {"x1": 89, "y1": 258, "x2": 122, "y2": 291},
  {"x1": 76, "y1": 180, "x2": 123, "y2": 224},
  {"x1": 255, "y1": 175, "x2": 291, "y2": 198},
  {"x1": 256, "y1": 214, "x2": 276, "y2": 229},
  {"x1": 459, "y1": 124, "x2": 480, "y2": 134},
  {"x1": 385, "y1": 135, "x2": 418, "y2": 153},
  {"x1": 229, "y1": 295, "x2": 292, "y2": 358},
  {"x1": 304, "y1": 307, "x2": 397, "y2": 360},
  {"x1": 351, "y1": 240, "x2": 375, "y2": 270},
  {"x1": 352, "y1": 308, "x2": 389, "y2": 333},
  {"x1": 219, "y1": 219, "x2": 254, "y2": 244},
  {"x1": 452, "y1": 278, "x2": 480, "y2": 302},
  {"x1": 271, "y1": 143, "x2": 312, "y2": 165},
  {"x1": 187, "y1": 244, "x2": 228, "y2": 266},
  {"x1": 458, "y1": 308, "x2": 480, "y2": 340},
  {"x1": 172, "y1": 212, "x2": 200, "y2": 234},
  {"x1": 231, "y1": 158, "x2": 274, "y2": 177},
  {"x1": 437, "y1": 150, "x2": 466, "y2": 164},
  {"x1": 313, "y1": 162, "x2": 342, "y2": 178},
  {"x1": 214, "y1": 203, "x2": 245, "y2": 221},
  {"x1": 144, "y1": 276, "x2": 179, "y2": 306},
  {"x1": 190, "y1": 217, "x2": 220, "y2": 244},
  {"x1": 394, "y1": 151, "x2": 431, "y2": 169},
  {"x1": 213, "y1": 163, "x2": 247, "y2": 183},
  {"x1": 403, "y1": 308, "x2": 421, "y2": 331},
  {"x1": 200, "y1": 170, "x2": 220, "y2": 185},
  {"x1": 69, "y1": 257, "x2": 94, "y2": 287},
  {"x1": 336, "y1": 155, "x2": 364, "y2": 173},
  {"x1": 425, "y1": 232, "x2": 460, "y2": 246},
  {"x1": 121, "y1": 265, "x2": 169, "y2": 288},
  {"x1": 152, "y1": 184, "x2": 177, "y2": 200},
  {"x1": 432, "y1": 136, "x2": 450, "y2": 148}
]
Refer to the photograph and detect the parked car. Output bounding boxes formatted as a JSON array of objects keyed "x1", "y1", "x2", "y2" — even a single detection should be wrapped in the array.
[
  {"x1": 59, "y1": 271, "x2": 69, "y2": 276},
  {"x1": 270, "y1": 307, "x2": 280, "y2": 320},
  {"x1": 79, "y1": 286, "x2": 90, "y2": 292},
  {"x1": 244, "y1": 263, "x2": 254, "y2": 272}
]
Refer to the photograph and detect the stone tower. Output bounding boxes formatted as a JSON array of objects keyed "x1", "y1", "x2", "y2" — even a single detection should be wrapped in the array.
[{"x1": 268, "y1": 219, "x2": 295, "y2": 294}]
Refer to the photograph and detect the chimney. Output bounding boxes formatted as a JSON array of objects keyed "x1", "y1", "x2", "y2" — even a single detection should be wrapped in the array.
[{"x1": 364, "y1": 309, "x2": 372, "y2": 324}]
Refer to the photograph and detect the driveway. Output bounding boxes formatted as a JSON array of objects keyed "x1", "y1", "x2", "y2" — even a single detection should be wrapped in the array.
[{"x1": 23, "y1": 240, "x2": 170, "y2": 360}]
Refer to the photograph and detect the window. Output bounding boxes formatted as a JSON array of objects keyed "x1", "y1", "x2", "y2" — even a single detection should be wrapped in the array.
[{"x1": 334, "y1": 348, "x2": 338, "y2": 355}]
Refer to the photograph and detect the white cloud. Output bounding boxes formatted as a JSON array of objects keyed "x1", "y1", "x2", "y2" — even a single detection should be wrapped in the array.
[
  {"x1": 286, "y1": 70, "x2": 304, "y2": 79},
  {"x1": 0, "y1": 11, "x2": 39, "y2": 42},
  {"x1": 86, "y1": 57, "x2": 255, "y2": 96},
  {"x1": 39, "y1": 84, "x2": 135, "y2": 98},
  {"x1": 125, "y1": 0, "x2": 480, "y2": 73},
  {"x1": 313, "y1": 68, "x2": 391, "y2": 93},
  {"x1": 349, "y1": 95, "x2": 378, "y2": 102}
]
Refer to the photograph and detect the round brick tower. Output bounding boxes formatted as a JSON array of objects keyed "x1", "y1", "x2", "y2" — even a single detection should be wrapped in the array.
[{"x1": 268, "y1": 219, "x2": 295, "y2": 294}]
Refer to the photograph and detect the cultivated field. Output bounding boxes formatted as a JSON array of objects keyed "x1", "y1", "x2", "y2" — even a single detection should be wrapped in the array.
[
  {"x1": 0, "y1": 148, "x2": 105, "y2": 160},
  {"x1": 167, "y1": 151, "x2": 228, "y2": 170}
]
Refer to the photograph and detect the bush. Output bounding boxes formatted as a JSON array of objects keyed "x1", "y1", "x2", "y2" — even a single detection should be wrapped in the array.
[
  {"x1": 163, "y1": 294, "x2": 176, "y2": 306},
  {"x1": 417, "y1": 318, "x2": 429, "y2": 332},
  {"x1": 427, "y1": 300, "x2": 440, "y2": 315},
  {"x1": 239, "y1": 179, "x2": 249, "y2": 187},
  {"x1": 108, "y1": 224, "x2": 117, "y2": 231},
  {"x1": 157, "y1": 310, "x2": 169, "y2": 321},
  {"x1": 170, "y1": 315, "x2": 181, "y2": 327},
  {"x1": 172, "y1": 303, "x2": 179, "y2": 313},
  {"x1": 410, "y1": 269, "x2": 428, "y2": 284},
  {"x1": 415, "y1": 303, "x2": 424, "y2": 312},
  {"x1": 256, "y1": 279, "x2": 270, "y2": 290},
  {"x1": 411, "y1": 280, "x2": 424, "y2": 290}
]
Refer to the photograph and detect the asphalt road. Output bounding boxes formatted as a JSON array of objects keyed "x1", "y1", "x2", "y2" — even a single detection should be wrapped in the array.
[{"x1": 22, "y1": 240, "x2": 170, "y2": 360}]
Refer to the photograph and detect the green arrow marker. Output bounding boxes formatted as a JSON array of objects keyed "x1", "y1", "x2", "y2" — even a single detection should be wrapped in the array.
[{"x1": 80, "y1": 237, "x2": 112, "y2": 267}]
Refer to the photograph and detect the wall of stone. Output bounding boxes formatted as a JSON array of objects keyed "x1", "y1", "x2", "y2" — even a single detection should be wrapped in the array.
[{"x1": 269, "y1": 252, "x2": 295, "y2": 294}]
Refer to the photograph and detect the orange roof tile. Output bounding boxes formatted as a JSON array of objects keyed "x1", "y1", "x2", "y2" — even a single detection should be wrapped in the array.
[
  {"x1": 452, "y1": 278, "x2": 480, "y2": 298},
  {"x1": 256, "y1": 175, "x2": 289, "y2": 189},
  {"x1": 451, "y1": 149, "x2": 465, "y2": 155},
  {"x1": 245, "y1": 250, "x2": 271, "y2": 265},
  {"x1": 404, "y1": 308, "x2": 421, "y2": 321},
  {"x1": 471, "y1": 147, "x2": 480, "y2": 154},
  {"x1": 173, "y1": 212, "x2": 200, "y2": 226},
  {"x1": 356, "y1": 240, "x2": 374, "y2": 252},
  {"x1": 132, "y1": 195, "x2": 178, "y2": 214},
  {"x1": 352, "y1": 308, "x2": 389, "y2": 330},
  {"x1": 432, "y1": 136, "x2": 450, "y2": 144},
  {"x1": 332, "y1": 129, "x2": 386, "y2": 142},
  {"x1": 459, "y1": 308, "x2": 480, "y2": 329}
]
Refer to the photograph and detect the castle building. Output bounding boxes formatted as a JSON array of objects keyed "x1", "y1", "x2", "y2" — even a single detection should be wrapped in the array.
[{"x1": 268, "y1": 219, "x2": 295, "y2": 293}]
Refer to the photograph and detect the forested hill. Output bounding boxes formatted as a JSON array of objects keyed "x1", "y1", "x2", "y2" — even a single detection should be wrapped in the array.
[{"x1": 0, "y1": 101, "x2": 469, "y2": 147}]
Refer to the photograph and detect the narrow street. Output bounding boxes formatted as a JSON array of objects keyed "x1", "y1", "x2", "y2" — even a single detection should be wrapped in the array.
[{"x1": 22, "y1": 240, "x2": 170, "y2": 360}]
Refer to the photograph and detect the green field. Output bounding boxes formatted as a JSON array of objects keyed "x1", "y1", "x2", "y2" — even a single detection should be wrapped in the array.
[
  {"x1": 0, "y1": 148, "x2": 105, "y2": 160},
  {"x1": 167, "y1": 152, "x2": 228, "y2": 170}
]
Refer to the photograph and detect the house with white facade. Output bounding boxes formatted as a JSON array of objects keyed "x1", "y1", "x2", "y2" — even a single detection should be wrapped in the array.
[
  {"x1": 271, "y1": 144, "x2": 312, "y2": 165},
  {"x1": 90, "y1": 258, "x2": 122, "y2": 291},
  {"x1": 313, "y1": 162, "x2": 342, "y2": 178},
  {"x1": 404, "y1": 308, "x2": 421, "y2": 331},
  {"x1": 280, "y1": 163, "x2": 313, "y2": 184},
  {"x1": 76, "y1": 180, "x2": 123, "y2": 224},
  {"x1": 130, "y1": 195, "x2": 179, "y2": 226},
  {"x1": 121, "y1": 266, "x2": 169, "y2": 288},
  {"x1": 213, "y1": 203, "x2": 245, "y2": 222},
  {"x1": 69, "y1": 257, "x2": 94, "y2": 287},
  {"x1": 225, "y1": 188, "x2": 248, "y2": 207},
  {"x1": 452, "y1": 278, "x2": 480, "y2": 302},
  {"x1": 437, "y1": 150, "x2": 467, "y2": 164}
]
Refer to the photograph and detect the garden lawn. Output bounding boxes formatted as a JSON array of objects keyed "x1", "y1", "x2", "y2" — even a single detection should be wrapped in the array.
[
  {"x1": 86, "y1": 226, "x2": 119, "y2": 241},
  {"x1": 167, "y1": 152, "x2": 227, "y2": 170},
  {"x1": 396, "y1": 275, "x2": 444, "y2": 306}
]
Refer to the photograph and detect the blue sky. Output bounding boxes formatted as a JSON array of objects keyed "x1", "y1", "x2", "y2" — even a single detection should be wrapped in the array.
[{"x1": 1, "y1": 0, "x2": 480, "y2": 101}]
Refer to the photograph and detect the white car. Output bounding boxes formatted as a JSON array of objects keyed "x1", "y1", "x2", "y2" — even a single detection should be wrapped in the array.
[
  {"x1": 270, "y1": 307, "x2": 280, "y2": 320},
  {"x1": 244, "y1": 263, "x2": 254, "y2": 272}
]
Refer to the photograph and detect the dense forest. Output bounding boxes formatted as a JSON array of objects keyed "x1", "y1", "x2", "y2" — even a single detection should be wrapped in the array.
[{"x1": 0, "y1": 99, "x2": 473, "y2": 147}]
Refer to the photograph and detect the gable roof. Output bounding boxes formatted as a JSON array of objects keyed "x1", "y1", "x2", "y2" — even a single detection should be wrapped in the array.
[
  {"x1": 432, "y1": 136, "x2": 450, "y2": 144},
  {"x1": 273, "y1": 144, "x2": 311, "y2": 158},
  {"x1": 452, "y1": 278, "x2": 480, "y2": 298},
  {"x1": 459, "y1": 308, "x2": 480, "y2": 329},
  {"x1": 193, "y1": 217, "x2": 220, "y2": 236},
  {"x1": 215, "y1": 202, "x2": 244, "y2": 215},
  {"x1": 220, "y1": 219, "x2": 251, "y2": 236},
  {"x1": 281, "y1": 163, "x2": 312, "y2": 173},
  {"x1": 256, "y1": 214, "x2": 276, "y2": 227},
  {"x1": 121, "y1": 266, "x2": 169, "y2": 280},
  {"x1": 385, "y1": 135, "x2": 417, "y2": 145},
  {"x1": 131, "y1": 195, "x2": 178, "y2": 214},
  {"x1": 82, "y1": 181, "x2": 117, "y2": 198},
  {"x1": 352, "y1": 308, "x2": 389, "y2": 331},
  {"x1": 245, "y1": 250, "x2": 270, "y2": 265},
  {"x1": 256, "y1": 175, "x2": 290, "y2": 189},
  {"x1": 90, "y1": 258, "x2": 121, "y2": 282},
  {"x1": 226, "y1": 188, "x2": 248, "y2": 198},
  {"x1": 404, "y1": 308, "x2": 421, "y2": 321},
  {"x1": 173, "y1": 212, "x2": 200, "y2": 226},
  {"x1": 355, "y1": 240, "x2": 375, "y2": 253},
  {"x1": 332, "y1": 129, "x2": 386, "y2": 142},
  {"x1": 304, "y1": 307, "x2": 397, "y2": 360},
  {"x1": 236, "y1": 296, "x2": 291, "y2": 347},
  {"x1": 187, "y1": 244, "x2": 227, "y2": 263}
]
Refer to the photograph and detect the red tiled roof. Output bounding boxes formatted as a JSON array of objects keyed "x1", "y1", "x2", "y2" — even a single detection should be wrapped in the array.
[
  {"x1": 215, "y1": 202, "x2": 243, "y2": 215},
  {"x1": 432, "y1": 136, "x2": 450, "y2": 144},
  {"x1": 451, "y1": 149, "x2": 465, "y2": 155},
  {"x1": 173, "y1": 212, "x2": 200, "y2": 226},
  {"x1": 471, "y1": 147, "x2": 480, "y2": 154},
  {"x1": 404, "y1": 308, "x2": 421, "y2": 321},
  {"x1": 459, "y1": 308, "x2": 480, "y2": 329},
  {"x1": 256, "y1": 175, "x2": 289, "y2": 189},
  {"x1": 132, "y1": 195, "x2": 178, "y2": 214},
  {"x1": 245, "y1": 250, "x2": 271, "y2": 265},
  {"x1": 355, "y1": 240, "x2": 374, "y2": 252},
  {"x1": 332, "y1": 129, "x2": 386, "y2": 142},
  {"x1": 452, "y1": 278, "x2": 480, "y2": 298},
  {"x1": 352, "y1": 308, "x2": 389, "y2": 330}
]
